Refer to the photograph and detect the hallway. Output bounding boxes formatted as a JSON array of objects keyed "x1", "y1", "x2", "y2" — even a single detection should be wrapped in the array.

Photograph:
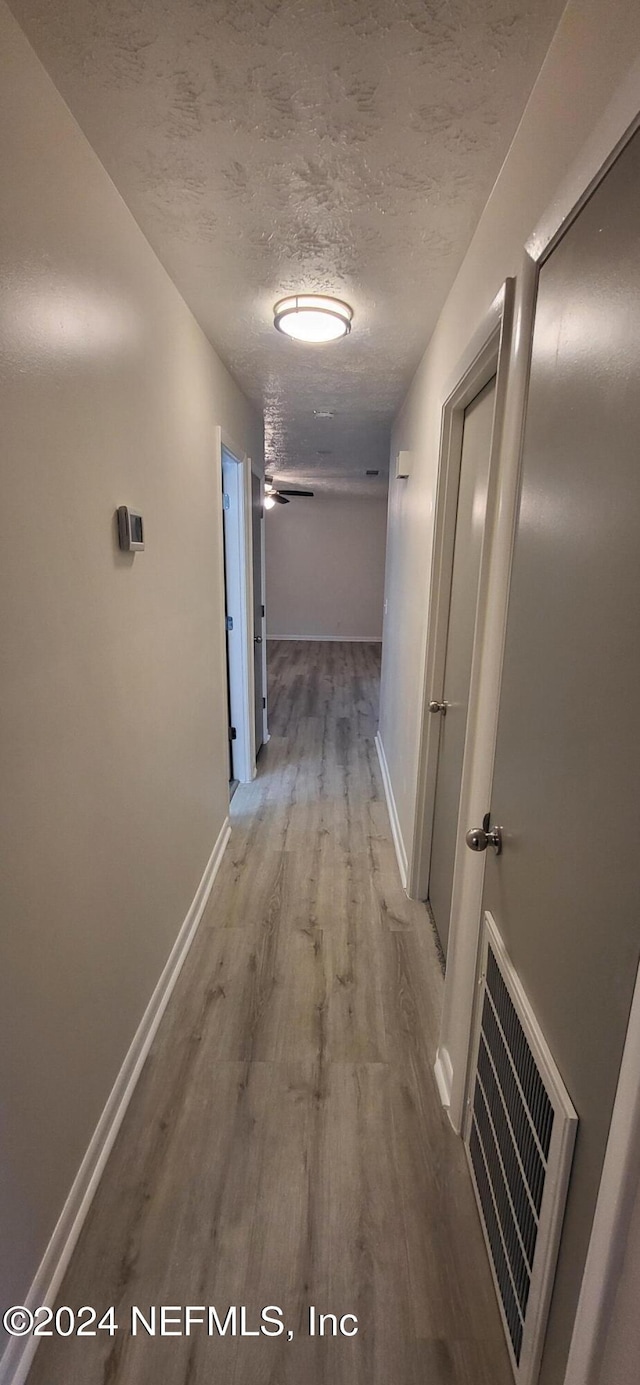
[{"x1": 27, "y1": 642, "x2": 511, "y2": 1385}]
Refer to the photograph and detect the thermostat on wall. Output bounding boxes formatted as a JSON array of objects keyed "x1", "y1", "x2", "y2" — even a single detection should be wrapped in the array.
[{"x1": 117, "y1": 506, "x2": 145, "y2": 551}]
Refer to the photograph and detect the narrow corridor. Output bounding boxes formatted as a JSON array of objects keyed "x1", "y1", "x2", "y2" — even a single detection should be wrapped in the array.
[{"x1": 28, "y1": 643, "x2": 512, "y2": 1385}]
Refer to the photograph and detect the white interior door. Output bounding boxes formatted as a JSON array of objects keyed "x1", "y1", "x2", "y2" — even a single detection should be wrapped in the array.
[
  {"x1": 429, "y1": 376, "x2": 496, "y2": 956},
  {"x1": 475, "y1": 129, "x2": 640, "y2": 1384}
]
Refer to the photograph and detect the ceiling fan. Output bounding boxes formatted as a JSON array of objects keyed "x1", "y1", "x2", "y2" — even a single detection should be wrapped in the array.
[{"x1": 264, "y1": 475, "x2": 315, "y2": 506}]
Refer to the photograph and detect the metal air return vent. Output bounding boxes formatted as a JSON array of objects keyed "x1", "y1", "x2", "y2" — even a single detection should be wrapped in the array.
[{"x1": 465, "y1": 913, "x2": 577, "y2": 1385}]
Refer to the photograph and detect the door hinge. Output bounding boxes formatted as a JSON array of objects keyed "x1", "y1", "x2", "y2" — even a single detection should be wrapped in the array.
[
  {"x1": 261, "y1": 604, "x2": 265, "y2": 618},
  {"x1": 225, "y1": 615, "x2": 233, "y2": 632},
  {"x1": 223, "y1": 493, "x2": 230, "y2": 511},
  {"x1": 262, "y1": 697, "x2": 266, "y2": 708},
  {"x1": 228, "y1": 726, "x2": 237, "y2": 741}
]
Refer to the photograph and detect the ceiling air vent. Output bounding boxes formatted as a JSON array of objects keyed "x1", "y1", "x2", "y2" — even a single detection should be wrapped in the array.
[
  {"x1": 465, "y1": 913, "x2": 577, "y2": 1385},
  {"x1": 366, "y1": 469, "x2": 379, "y2": 476}
]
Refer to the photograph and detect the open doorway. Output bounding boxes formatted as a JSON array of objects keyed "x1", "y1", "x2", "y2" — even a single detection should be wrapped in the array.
[{"x1": 221, "y1": 443, "x2": 255, "y2": 786}]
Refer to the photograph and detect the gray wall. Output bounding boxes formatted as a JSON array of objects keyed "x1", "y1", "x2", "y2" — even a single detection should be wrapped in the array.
[
  {"x1": 266, "y1": 492, "x2": 388, "y2": 641},
  {"x1": 598, "y1": 1167, "x2": 640, "y2": 1385},
  {"x1": 0, "y1": 1, "x2": 262, "y2": 1320},
  {"x1": 377, "y1": 3, "x2": 640, "y2": 1378},
  {"x1": 379, "y1": 0, "x2": 640, "y2": 869}
]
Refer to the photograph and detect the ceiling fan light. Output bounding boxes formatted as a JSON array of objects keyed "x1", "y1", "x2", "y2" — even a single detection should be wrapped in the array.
[
  {"x1": 273, "y1": 295, "x2": 353, "y2": 343},
  {"x1": 264, "y1": 494, "x2": 276, "y2": 509}
]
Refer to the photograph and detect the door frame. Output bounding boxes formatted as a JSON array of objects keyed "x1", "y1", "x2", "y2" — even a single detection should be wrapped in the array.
[
  {"x1": 409, "y1": 277, "x2": 515, "y2": 909},
  {"x1": 254, "y1": 461, "x2": 269, "y2": 749},
  {"x1": 431, "y1": 261, "x2": 534, "y2": 1120},
  {"x1": 430, "y1": 76, "x2": 640, "y2": 1385},
  {"x1": 217, "y1": 428, "x2": 256, "y2": 785},
  {"x1": 249, "y1": 465, "x2": 268, "y2": 753}
]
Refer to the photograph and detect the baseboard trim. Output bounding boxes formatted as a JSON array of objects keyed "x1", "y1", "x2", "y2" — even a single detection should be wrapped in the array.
[
  {"x1": 266, "y1": 635, "x2": 383, "y2": 643},
  {"x1": 375, "y1": 732, "x2": 408, "y2": 889},
  {"x1": 0, "y1": 817, "x2": 231, "y2": 1385},
  {"x1": 434, "y1": 1046, "x2": 454, "y2": 1114}
]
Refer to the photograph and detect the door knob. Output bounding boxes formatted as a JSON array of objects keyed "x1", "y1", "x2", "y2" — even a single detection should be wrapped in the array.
[
  {"x1": 465, "y1": 812, "x2": 502, "y2": 856},
  {"x1": 254, "y1": 635, "x2": 262, "y2": 644},
  {"x1": 429, "y1": 700, "x2": 448, "y2": 715}
]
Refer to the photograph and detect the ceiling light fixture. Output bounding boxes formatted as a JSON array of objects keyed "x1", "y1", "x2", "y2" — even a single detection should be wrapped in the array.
[{"x1": 273, "y1": 295, "x2": 353, "y2": 343}]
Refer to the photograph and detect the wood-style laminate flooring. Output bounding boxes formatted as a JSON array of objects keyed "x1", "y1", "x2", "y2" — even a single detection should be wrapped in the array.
[{"x1": 28, "y1": 641, "x2": 512, "y2": 1385}]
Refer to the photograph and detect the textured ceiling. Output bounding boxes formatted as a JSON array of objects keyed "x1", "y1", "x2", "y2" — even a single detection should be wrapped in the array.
[{"x1": 10, "y1": 0, "x2": 565, "y2": 493}]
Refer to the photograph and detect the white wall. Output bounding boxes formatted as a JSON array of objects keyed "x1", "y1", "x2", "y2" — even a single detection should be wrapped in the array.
[
  {"x1": 379, "y1": 0, "x2": 640, "y2": 880},
  {"x1": 0, "y1": 0, "x2": 262, "y2": 1336},
  {"x1": 265, "y1": 492, "x2": 387, "y2": 641}
]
